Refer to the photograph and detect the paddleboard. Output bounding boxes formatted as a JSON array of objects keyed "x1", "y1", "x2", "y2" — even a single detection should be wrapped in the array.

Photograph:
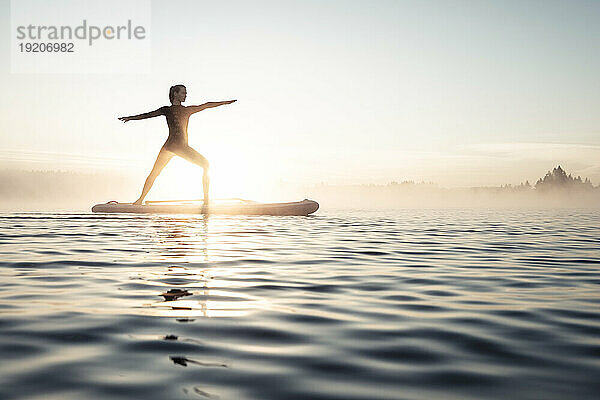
[{"x1": 91, "y1": 199, "x2": 319, "y2": 216}]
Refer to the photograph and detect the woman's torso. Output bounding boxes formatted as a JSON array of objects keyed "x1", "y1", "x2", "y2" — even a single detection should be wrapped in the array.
[{"x1": 163, "y1": 105, "x2": 191, "y2": 147}]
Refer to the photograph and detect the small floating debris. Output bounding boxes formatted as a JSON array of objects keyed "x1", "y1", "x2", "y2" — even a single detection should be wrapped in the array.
[
  {"x1": 164, "y1": 334, "x2": 178, "y2": 340},
  {"x1": 170, "y1": 356, "x2": 228, "y2": 368},
  {"x1": 170, "y1": 356, "x2": 189, "y2": 367},
  {"x1": 160, "y1": 288, "x2": 192, "y2": 301}
]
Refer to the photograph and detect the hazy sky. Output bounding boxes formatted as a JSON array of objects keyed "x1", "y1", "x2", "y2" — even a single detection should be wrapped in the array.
[{"x1": 1, "y1": 0, "x2": 599, "y2": 199}]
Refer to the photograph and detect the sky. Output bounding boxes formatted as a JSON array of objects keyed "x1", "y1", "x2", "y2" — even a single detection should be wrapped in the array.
[{"x1": 1, "y1": 0, "x2": 600, "y2": 200}]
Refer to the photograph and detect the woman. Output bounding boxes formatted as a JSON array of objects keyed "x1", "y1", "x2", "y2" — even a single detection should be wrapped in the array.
[{"x1": 118, "y1": 85, "x2": 236, "y2": 205}]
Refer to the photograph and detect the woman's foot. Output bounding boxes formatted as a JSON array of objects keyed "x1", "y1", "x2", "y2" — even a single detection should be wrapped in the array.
[{"x1": 133, "y1": 198, "x2": 143, "y2": 205}]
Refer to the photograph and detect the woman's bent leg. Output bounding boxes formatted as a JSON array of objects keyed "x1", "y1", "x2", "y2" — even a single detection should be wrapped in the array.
[
  {"x1": 134, "y1": 147, "x2": 174, "y2": 205},
  {"x1": 174, "y1": 145, "x2": 210, "y2": 203}
]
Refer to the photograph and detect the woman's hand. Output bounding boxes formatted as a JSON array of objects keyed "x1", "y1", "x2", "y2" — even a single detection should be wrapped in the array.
[
  {"x1": 226, "y1": 100, "x2": 237, "y2": 104},
  {"x1": 118, "y1": 116, "x2": 131, "y2": 123}
]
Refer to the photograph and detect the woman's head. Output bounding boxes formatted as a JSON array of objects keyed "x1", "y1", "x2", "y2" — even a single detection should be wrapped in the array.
[{"x1": 169, "y1": 84, "x2": 187, "y2": 104}]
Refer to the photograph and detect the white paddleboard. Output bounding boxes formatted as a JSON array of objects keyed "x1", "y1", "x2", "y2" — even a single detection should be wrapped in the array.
[{"x1": 92, "y1": 199, "x2": 319, "y2": 216}]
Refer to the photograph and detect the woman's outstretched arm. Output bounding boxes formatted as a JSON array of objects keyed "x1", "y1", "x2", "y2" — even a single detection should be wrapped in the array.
[
  {"x1": 118, "y1": 107, "x2": 165, "y2": 122},
  {"x1": 188, "y1": 100, "x2": 236, "y2": 114}
]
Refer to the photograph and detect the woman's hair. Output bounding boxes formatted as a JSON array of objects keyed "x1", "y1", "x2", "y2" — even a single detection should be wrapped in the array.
[{"x1": 169, "y1": 84, "x2": 186, "y2": 104}]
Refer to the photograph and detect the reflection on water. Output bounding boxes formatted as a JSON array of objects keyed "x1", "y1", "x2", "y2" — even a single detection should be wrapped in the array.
[
  {"x1": 138, "y1": 261, "x2": 267, "y2": 318},
  {"x1": 0, "y1": 209, "x2": 599, "y2": 400},
  {"x1": 150, "y1": 214, "x2": 210, "y2": 262}
]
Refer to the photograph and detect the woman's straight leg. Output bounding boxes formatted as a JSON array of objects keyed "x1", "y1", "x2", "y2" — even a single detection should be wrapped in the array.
[{"x1": 134, "y1": 147, "x2": 174, "y2": 204}]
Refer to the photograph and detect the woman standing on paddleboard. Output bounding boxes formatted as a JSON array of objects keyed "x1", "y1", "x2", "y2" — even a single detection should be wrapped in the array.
[{"x1": 118, "y1": 85, "x2": 236, "y2": 205}]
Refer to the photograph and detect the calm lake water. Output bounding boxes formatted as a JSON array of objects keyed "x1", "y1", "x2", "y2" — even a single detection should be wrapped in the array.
[{"x1": 1, "y1": 209, "x2": 599, "y2": 400}]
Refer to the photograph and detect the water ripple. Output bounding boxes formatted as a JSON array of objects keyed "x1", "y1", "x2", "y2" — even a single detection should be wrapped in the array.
[{"x1": 1, "y1": 209, "x2": 599, "y2": 399}]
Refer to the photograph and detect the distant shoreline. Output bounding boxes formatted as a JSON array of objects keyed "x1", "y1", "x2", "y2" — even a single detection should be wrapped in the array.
[{"x1": 1, "y1": 167, "x2": 599, "y2": 210}]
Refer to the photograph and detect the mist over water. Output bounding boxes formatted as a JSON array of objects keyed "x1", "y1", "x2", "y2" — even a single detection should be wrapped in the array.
[
  {"x1": 1, "y1": 209, "x2": 599, "y2": 399},
  {"x1": 305, "y1": 183, "x2": 600, "y2": 209},
  {"x1": 2, "y1": 169, "x2": 599, "y2": 211},
  {"x1": 0, "y1": 169, "x2": 137, "y2": 211}
]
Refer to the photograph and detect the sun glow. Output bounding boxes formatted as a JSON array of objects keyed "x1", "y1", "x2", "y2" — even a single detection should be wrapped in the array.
[{"x1": 147, "y1": 147, "x2": 278, "y2": 202}]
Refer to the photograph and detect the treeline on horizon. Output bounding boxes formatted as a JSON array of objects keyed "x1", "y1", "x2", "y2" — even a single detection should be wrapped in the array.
[
  {"x1": 0, "y1": 166, "x2": 598, "y2": 210},
  {"x1": 305, "y1": 166, "x2": 600, "y2": 208},
  {"x1": 311, "y1": 166, "x2": 598, "y2": 192}
]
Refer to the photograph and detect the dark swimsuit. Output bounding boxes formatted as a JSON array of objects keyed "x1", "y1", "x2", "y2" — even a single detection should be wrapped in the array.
[
  {"x1": 156, "y1": 105, "x2": 192, "y2": 150},
  {"x1": 152, "y1": 105, "x2": 208, "y2": 168}
]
